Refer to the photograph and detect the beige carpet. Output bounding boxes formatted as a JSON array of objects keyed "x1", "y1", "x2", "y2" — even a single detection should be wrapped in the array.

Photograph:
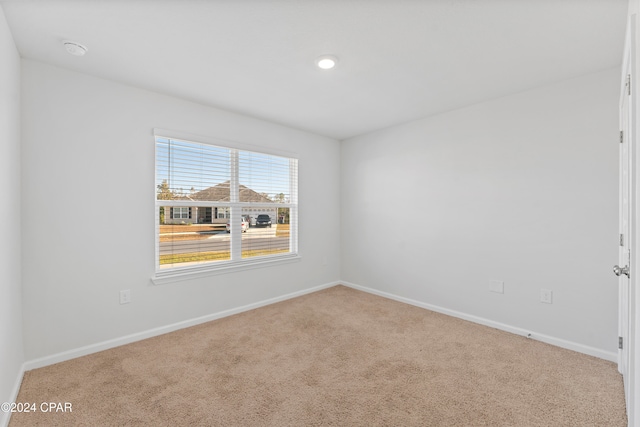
[{"x1": 10, "y1": 285, "x2": 627, "y2": 426}]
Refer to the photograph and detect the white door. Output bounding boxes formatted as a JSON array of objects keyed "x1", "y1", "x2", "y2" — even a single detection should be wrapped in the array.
[
  {"x1": 618, "y1": 67, "x2": 631, "y2": 392},
  {"x1": 618, "y1": 17, "x2": 637, "y2": 425}
]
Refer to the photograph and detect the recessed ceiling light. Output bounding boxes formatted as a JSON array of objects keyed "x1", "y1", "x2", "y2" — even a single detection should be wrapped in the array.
[
  {"x1": 315, "y1": 55, "x2": 338, "y2": 70},
  {"x1": 63, "y1": 40, "x2": 88, "y2": 56}
]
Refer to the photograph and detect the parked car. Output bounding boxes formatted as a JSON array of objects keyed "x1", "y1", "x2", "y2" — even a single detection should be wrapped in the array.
[
  {"x1": 255, "y1": 214, "x2": 272, "y2": 228},
  {"x1": 226, "y1": 217, "x2": 249, "y2": 233}
]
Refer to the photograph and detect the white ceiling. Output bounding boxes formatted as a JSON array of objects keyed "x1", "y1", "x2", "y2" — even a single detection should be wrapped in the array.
[{"x1": 0, "y1": 0, "x2": 629, "y2": 140}]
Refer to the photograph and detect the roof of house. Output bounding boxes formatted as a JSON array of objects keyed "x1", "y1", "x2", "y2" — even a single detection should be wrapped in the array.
[{"x1": 183, "y1": 181, "x2": 274, "y2": 203}]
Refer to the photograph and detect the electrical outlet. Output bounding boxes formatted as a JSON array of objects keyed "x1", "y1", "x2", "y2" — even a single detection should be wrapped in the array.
[
  {"x1": 540, "y1": 289, "x2": 552, "y2": 304},
  {"x1": 120, "y1": 289, "x2": 131, "y2": 305},
  {"x1": 489, "y1": 280, "x2": 504, "y2": 294}
]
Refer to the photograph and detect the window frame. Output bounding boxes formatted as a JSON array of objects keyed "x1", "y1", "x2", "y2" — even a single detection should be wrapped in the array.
[
  {"x1": 216, "y1": 207, "x2": 230, "y2": 219},
  {"x1": 152, "y1": 129, "x2": 300, "y2": 284},
  {"x1": 172, "y1": 206, "x2": 191, "y2": 219}
]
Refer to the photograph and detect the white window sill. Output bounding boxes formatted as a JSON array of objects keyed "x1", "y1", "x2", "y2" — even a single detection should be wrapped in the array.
[{"x1": 151, "y1": 254, "x2": 301, "y2": 285}]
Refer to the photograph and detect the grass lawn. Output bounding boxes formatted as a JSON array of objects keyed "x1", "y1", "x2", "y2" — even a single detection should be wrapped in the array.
[
  {"x1": 159, "y1": 224, "x2": 224, "y2": 233},
  {"x1": 159, "y1": 223, "x2": 290, "y2": 242},
  {"x1": 276, "y1": 223, "x2": 290, "y2": 238},
  {"x1": 159, "y1": 224, "x2": 224, "y2": 242},
  {"x1": 160, "y1": 248, "x2": 290, "y2": 265}
]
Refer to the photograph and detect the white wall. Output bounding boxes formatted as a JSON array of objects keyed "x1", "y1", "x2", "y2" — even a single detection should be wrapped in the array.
[
  {"x1": 21, "y1": 60, "x2": 341, "y2": 361},
  {"x1": 0, "y1": 4, "x2": 24, "y2": 424},
  {"x1": 341, "y1": 68, "x2": 620, "y2": 354}
]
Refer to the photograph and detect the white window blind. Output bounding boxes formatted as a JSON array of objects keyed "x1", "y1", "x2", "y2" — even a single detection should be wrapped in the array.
[{"x1": 155, "y1": 135, "x2": 298, "y2": 276}]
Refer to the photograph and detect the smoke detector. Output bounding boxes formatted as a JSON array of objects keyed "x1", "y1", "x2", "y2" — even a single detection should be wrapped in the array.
[{"x1": 63, "y1": 40, "x2": 88, "y2": 56}]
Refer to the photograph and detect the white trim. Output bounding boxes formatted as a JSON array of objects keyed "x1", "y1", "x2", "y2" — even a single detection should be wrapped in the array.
[
  {"x1": 153, "y1": 128, "x2": 298, "y2": 159},
  {"x1": 18, "y1": 279, "x2": 618, "y2": 389},
  {"x1": 341, "y1": 281, "x2": 617, "y2": 362},
  {"x1": 24, "y1": 281, "x2": 338, "y2": 371},
  {"x1": 230, "y1": 149, "x2": 241, "y2": 259},
  {"x1": 1, "y1": 363, "x2": 26, "y2": 427},
  {"x1": 152, "y1": 254, "x2": 302, "y2": 285}
]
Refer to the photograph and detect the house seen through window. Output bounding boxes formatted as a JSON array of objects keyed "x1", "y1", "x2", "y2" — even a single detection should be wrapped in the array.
[{"x1": 155, "y1": 135, "x2": 298, "y2": 274}]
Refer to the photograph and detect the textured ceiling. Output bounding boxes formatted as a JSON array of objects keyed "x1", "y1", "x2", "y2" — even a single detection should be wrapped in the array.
[{"x1": 1, "y1": 0, "x2": 629, "y2": 140}]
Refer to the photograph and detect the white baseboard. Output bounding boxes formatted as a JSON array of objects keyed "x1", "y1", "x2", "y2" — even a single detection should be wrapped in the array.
[
  {"x1": 1, "y1": 363, "x2": 26, "y2": 427},
  {"x1": 24, "y1": 281, "x2": 340, "y2": 371},
  {"x1": 21, "y1": 278, "x2": 617, "y2": 373},
  {"x1": 340, "y1": 281, "x2": 617, "y2": 363}
]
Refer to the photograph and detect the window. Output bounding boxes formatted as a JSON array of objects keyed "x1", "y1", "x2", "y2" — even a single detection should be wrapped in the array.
[
  {"x1": 172, "y1": 207, "x2": 191, "y2": 219},
  {"x1": 155, "y1": 133, "x2": 298, "y2": 279},
  {"x1": 216, "y1": 207, "x2": 230, "y2": 219}
]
